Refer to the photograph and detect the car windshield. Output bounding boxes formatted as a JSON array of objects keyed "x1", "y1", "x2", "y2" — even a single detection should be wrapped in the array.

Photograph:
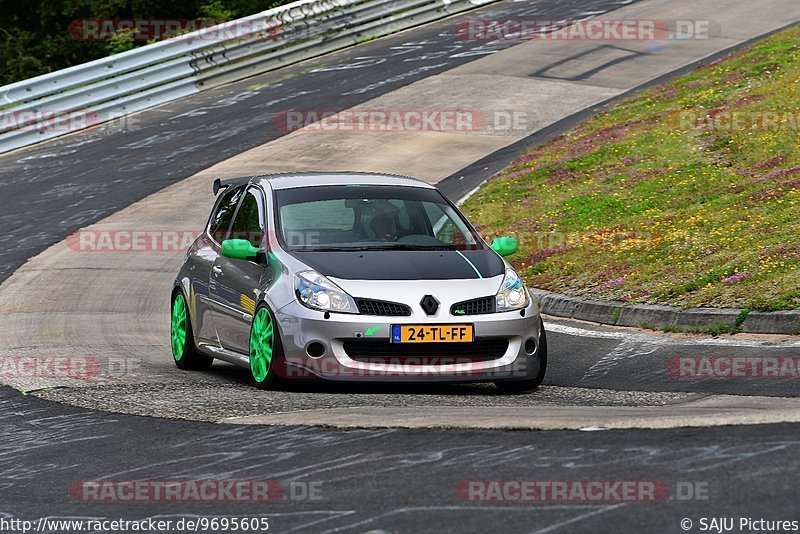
[{"x1": 275, "y1": 185, "x2": 486, "y2": 251}]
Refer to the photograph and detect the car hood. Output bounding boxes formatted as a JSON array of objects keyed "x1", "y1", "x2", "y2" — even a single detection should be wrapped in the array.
[{"x1": 288, "y1": 249, "x2": 505, "y2": 280}]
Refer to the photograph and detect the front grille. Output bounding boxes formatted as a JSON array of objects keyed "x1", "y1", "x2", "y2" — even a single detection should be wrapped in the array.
[
  {"x1": 451, "y1": 296, "x2": 496, "y2": 316},
  {"x1": 356, "y1": 298, "x2": 412, "y2": 317},
  {"x1": 343, "y1": 338, "x2": 508, "y2": 364}
]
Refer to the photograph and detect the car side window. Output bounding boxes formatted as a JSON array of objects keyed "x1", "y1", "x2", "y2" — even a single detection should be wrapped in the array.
[
  {"x1": 229, "y1": 188, "x2": 264, "y2": 247},
  {"x1": 208, "y1": 186, "x2": 244, "y2": 243}
]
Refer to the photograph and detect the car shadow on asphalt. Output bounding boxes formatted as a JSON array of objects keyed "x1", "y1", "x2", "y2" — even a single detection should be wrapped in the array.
[{"x1": 206, "y1": 361, "x2": 523, "y2": 396}]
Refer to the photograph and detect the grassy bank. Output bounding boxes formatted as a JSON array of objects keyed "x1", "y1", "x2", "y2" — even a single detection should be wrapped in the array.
[{"x1": 462, "y1": 26, "x2": 800, "y2": 311}]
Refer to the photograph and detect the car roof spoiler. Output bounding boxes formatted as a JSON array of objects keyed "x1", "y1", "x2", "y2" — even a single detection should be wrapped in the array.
[{"x1": 213, "y1": 178, "x2": 236, "y2": 196}]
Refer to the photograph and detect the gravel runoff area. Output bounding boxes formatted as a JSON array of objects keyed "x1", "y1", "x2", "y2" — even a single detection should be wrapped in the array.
[{"x1": 32, "y1": 382, "x2": 697, "y2": 422}]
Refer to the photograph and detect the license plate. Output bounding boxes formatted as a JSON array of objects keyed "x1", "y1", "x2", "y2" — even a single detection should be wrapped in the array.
[{"x1": 391, "y1": 324, "x2": 474, "y2": 343}]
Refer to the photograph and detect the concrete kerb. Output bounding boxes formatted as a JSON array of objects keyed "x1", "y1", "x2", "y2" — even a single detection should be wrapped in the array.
[
  {"x1": 673, "y1": 308, "x2": 743, "y2": 332},
  {"x1": 741, "y1": 311, "x2": 800, "y2": 335},
  {"x1": 528, "y1": 288, "x2": 798, "y2": 335}
]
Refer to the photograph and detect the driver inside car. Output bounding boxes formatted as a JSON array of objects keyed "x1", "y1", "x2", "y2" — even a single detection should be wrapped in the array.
[{"x1": 369, "y1": 211, "x2": 399, "y2": 242}]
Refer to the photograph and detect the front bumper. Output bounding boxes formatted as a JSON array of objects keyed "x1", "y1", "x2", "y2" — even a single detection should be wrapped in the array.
[{"x1": 272, "y1": 296, "x2": 543, "y2": 382}]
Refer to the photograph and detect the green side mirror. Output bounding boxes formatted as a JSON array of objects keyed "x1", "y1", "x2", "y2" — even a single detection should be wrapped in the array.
[
  {"x1": 221, "y1": 239, "x2": 260, "y2": 261},
  {"x1": 491, "y1": 236, "x2": 518, "y2": 257}
]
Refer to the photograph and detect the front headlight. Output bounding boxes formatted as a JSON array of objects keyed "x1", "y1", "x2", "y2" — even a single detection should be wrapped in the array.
[
  {"x1": 495, "y1": 268, "x2": 529, "y2": 312},
  {"x1": 295, "y1": 270, "x2": 359, "y2": 313}
]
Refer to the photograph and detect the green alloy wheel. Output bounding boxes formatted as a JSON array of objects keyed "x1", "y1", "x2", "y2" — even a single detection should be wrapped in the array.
[
  {"x1": 249, "y1": 306, "x2": 281, "y2": 389},
  {"x1": 171, "y1": 291, "x2": 213, "y2": 371},
  {"x1": 171, "y1": 294, "x2": 188, "y2": 361}
]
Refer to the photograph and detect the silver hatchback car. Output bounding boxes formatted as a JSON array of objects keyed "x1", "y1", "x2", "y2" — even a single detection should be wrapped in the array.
[{"x1": 171, "y1": 172, "x2": 547, "y2": 391}]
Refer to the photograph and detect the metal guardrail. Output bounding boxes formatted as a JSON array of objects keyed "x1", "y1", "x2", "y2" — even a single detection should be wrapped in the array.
[{"x1": 0, "y1": 0, "x2": 497, "y2": 154}]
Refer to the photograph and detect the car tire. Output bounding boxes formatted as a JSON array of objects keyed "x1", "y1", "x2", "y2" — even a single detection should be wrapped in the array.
[
  {"x1": 171, "y1": 290, "x2": 214, "y2": 371},
  {"x1": 248, "y1": 304, "x2": 284, "y2": 390},
  {"x1": 494, "y1": 318, "x2": 547, "y2": 394}
]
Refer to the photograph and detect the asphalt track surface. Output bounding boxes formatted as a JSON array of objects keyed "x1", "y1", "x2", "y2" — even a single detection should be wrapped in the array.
[
  {"x1": 3, "y1": 388, "x2": 800, "y2": 533},
  {"x1": 30, "y1": 318, "x2": 800, "y2": 425},
  {"x1": 3, "y1": 0, "x2": 800, "y2": 531},
  {"x1": 0, "y1": 0, "x2": 637, "y2": 282}
]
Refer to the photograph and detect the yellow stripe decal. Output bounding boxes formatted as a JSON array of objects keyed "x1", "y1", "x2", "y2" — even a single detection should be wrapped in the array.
[{"x1": 240, "y1": 294, "x2": 256, "y2": 314}]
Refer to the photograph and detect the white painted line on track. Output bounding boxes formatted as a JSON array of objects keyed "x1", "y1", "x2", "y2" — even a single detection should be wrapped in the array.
[
  {"x1": 545, "y1": 321, "x2": 800, "y2": 348},
  {"x1": 582, "y1": 340, "x2": 659, "y2": 381}
]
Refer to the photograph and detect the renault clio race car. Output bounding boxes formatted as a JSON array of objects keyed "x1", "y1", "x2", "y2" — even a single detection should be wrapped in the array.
[{"x1": 170, "y1": 172, "x2": 547, "y2": 391}]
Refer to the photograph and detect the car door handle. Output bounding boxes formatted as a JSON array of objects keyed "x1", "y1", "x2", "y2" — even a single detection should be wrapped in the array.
[{"x1": 212, "y1": 266, "x2": 223, "y2": 276}]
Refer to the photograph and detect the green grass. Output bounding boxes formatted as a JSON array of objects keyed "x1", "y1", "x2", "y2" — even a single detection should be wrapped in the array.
[
  {"x1": 462, "y1": 25, "x2": 800, "y2": 311},
  {"x1": 640, "y1": 322, "x2": 734, "y2": 336}
]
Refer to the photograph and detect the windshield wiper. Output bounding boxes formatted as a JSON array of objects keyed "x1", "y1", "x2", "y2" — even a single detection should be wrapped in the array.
[
  {"x1": 375, "y1": 244, "x2": 455, "y2": 251},
  {"x1": 294, "y1": 244, "x2": 455, "y2": 252}
]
